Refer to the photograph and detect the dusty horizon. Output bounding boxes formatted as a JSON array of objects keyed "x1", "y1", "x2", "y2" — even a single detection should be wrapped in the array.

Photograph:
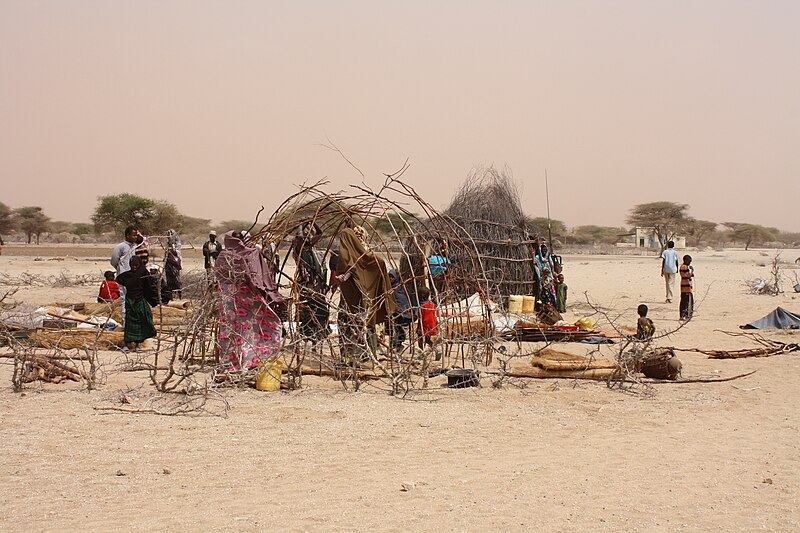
[{"x1": 2, "y1": 1, "x2": 798, "y2": 230}]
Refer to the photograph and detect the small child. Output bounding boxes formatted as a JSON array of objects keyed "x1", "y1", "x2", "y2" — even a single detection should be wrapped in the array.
[
  {"x1": 97, "y1": 271, "x2": 121, "y2": 303},
  {"x1": 540, "y1": 268, "x2": 556, "y2": 306},
  {"x1": 636, "y1": 304, "x2": 655, "y2": 341},
  {"x1": 679, "y1": 255, "x2": 694, "y2": 320},
  {"x1": 416, "y1": 286, "x2": 440, "y2": 360},
  {"x1": 555, "y1": 273, "x2": 568, "y2": 313}
]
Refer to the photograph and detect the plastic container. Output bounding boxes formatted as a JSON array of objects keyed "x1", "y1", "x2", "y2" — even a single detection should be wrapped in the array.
[
  {"x1": 508, "y1": 295, "x2": 523, "y2": 314},
  {"x1": 522, "y1": 295, "x2": 536, "y2": 314},
  {"x1": 255, "y1": 358, "x2": 283, "y2": 391}
]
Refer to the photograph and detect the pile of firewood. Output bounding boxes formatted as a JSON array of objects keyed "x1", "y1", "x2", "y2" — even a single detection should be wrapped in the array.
[{"x1": 16, "y1": 354, "x2": 89, "y2": 384}]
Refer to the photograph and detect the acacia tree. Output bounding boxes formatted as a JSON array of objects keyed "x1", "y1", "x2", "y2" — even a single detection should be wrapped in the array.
[
  {"x1": 369, "y1": 211, "x2": 419, "y2": 237},
  {"x1": 526, "y1": 217, "x2": 567, "y2": 245},
  {"x1": 92, "y1": 194, "x2": 182, "y2": 235},
  {"x1": 0, "y1": 201, "x2": 15, "y2": 241},
  {"x1": 725, "y1": 223, "x2": 778, "y2": 250},
  {"x1": 14, "y1": 206, "x2": 51, "y2": 244},
  {"x1": 626, "y1": 202, "x2": 689, "y2": 251},
  {"x1": 681, "y1": 218, "x2": 718, "y2": 246}
]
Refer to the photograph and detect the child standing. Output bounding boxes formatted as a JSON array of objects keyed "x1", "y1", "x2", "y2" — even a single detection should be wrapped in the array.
[
  {"x1": 416, "y1": 286, "x2": 440, "y2": 360},
  {"x1": 636, "y1": 304, "x2": 655, "y2": 341},
  {"x1": 97, "y1": 271, "x2": 121, "y2": 303},
  {"x1": 679, "y1": 255, "x2": 694, "y2": 320},
  {"x1": 555, "y1": 273, "x2": 568, "y2": 313}
]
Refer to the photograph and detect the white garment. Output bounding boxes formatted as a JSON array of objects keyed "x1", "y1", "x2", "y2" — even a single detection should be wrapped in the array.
[
  {"x1": 664, "y1": 272, "x2": 677, "y2": 301},
  {"x1": 661, "y1": 248, "x2": 679, "y2": 274},
  {"x1": 111, "y1": 241, "x2": 136, "y2": 275},
  {"x1": 119, "y1": 286, "x2": 127, "y2": 326}
]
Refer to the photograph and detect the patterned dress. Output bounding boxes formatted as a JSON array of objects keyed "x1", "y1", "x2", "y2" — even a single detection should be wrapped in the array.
[
  {"x1": 217, "y1": 280, "x2": 282, "y2": 372},
  {"x1": 215, "y1": 232, "x2": 284, "y2": 372}
]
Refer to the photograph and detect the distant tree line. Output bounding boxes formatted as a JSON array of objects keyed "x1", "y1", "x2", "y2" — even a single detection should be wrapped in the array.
[
  {"x1": 0, "y1": 195, "x2": 215, "y2": 245},
  {"x1": 0, "y1": 197, "x2": 797, "y2": 249},
  {"x1": 527, "y1": 202, "x2": 797, "y2": 250}
]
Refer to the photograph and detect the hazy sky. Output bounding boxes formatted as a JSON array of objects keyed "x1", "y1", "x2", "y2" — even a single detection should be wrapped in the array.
[{"x1": 2, "y1": 1, "x2": 798, "y2": 230}]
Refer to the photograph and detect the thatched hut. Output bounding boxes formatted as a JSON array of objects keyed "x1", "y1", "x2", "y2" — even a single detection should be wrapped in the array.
[{"x1": 418, "y1": 167, "x2": 538, "y2": 301}]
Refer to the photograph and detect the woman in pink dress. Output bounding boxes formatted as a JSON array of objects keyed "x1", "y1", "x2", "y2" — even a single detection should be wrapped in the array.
[{"x1": 214, "y1": 231, "x2": 285, "y2": 372}]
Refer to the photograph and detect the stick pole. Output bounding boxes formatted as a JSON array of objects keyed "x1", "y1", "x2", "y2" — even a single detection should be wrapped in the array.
[{"x1": 545, "y1": 169, "x2": 553, "y2": 252}]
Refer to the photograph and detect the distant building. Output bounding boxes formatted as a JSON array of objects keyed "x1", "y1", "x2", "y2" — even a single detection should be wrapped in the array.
[{"x1": 627, "y1": 227, "x2": 686, "y2": 249}]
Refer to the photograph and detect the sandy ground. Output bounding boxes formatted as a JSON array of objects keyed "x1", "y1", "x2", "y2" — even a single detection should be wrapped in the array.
[{"x1": 1, "y1": 245, "x2": 799, "y2": 532}]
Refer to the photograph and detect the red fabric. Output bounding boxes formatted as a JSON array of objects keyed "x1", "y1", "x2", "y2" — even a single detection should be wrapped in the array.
[
  {"x1": 99, "y1": 280, "x2": 120, "y2": 300},
  {"x1": 419, "y1": 301, "x2": 438, "y2": 336}
]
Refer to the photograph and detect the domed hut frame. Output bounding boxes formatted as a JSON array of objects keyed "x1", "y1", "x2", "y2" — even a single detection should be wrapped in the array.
[{"x1": 247, "y1": 175, "x2": 496, "y2": 394}]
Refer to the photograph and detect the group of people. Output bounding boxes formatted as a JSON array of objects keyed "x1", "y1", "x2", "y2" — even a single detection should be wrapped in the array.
[
  {"x1": 632, "y1": 241, "x2": 697, "y2": 344},
  {"x1": 209, "y1": 222, "x2": 457, "y2": 372},
  {"x1": 531, "y1": 241, "x2": 568, "y2": 314},
  {"x1": 106, "y1": 226, "x2": 180, "y2": 350},
  {"x1": 208, "y1": 226, "x2": 577, "y2": 372},
  {"x1": 524, "y1": 237, "x2": 694, "y2": 343}
]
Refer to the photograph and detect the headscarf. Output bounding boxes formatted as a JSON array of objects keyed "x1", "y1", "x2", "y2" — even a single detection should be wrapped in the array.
[
  {"x1": 216, "y1": 231, "x2": 283, "y2": 305},
  {"x1": 166, "y1": 229, "x2": 182, "y2": 252},
  {"x1": 351, "y1": 225, "x2": 369, "y2": 249}
]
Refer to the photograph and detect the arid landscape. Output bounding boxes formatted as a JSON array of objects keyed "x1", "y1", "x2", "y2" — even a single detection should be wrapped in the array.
[
  {"x1": 3, "y1": 2, "x2": 799, "y2": 531},
  {"x1": 2, "y1": 244, "x2": 798, "y2": 532}
]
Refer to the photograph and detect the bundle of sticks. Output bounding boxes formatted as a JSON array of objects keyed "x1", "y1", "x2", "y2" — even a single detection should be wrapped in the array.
[
  {"x1": 16, "y1": 354, "x2": 89, "y2": 384},
  {"x1": 676, "y1": 331, "x2": 799, "y2": 359}
]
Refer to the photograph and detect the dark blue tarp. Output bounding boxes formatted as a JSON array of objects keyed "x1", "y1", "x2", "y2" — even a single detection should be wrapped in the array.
[{"x1": 740, "y1": 307, "x2": 800, "y2": 330}]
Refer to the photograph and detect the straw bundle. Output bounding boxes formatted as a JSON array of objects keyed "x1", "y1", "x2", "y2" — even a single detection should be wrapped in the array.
[
  {"x1": 442, "y1": 315, "x2": 493, "y2": 340},
  {"x1": 72, "y1": 301, "x2": 121, "y2": 321},
  {"x1": 531, "y1": 348, "x2": 618, "y2": 371},
  {"x1": 29, "y1": 329, "x2": 126, "y2": 350},
  {"x1": 507, "y1": 366, "x2": 620, "y2": 380}
]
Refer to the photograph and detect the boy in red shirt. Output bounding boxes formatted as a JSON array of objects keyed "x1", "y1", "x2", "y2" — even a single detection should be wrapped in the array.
[
  {"x1": 98, "y1": 271, "x2": 121, "y2": 303},
  {"x1": 416, "y1": 286, "x2": 440, "y2": 360}
]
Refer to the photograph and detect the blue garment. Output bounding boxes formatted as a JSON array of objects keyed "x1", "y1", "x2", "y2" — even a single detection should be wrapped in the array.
[
  {"x1": 392, "y1": 279, "x2": 417, "y2": 317},
  {"x1": 534, "y1": 250, "x2": 552, "y2": 276},
  {"x1": 661, "y1": 248, "x2": 679, "y2": 274},
  {"x1": 429, "y1": 255, "x2": 450, "y2": 275},
  {"x1": 394, "y1": 285, "x2": 413, "y2": 315}
]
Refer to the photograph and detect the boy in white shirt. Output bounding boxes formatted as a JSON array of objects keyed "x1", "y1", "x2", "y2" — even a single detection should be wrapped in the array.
[{"x1": 660, "y1": 240, "x2": 679, "y2": 303}]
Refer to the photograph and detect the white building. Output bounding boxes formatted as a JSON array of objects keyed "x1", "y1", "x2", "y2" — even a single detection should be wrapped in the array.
[{"x1": 629, "y1": 227, "x2": 686, "y2": 249}]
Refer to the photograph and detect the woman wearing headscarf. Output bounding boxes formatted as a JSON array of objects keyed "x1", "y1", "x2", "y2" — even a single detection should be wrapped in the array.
[
  {"x1": 292, "y1": 222, "x2": 329, "y2": 344},
  {"x1": 215, "y1": 231, "x2": 285, "y2": 373},
  {"x1": 336, "y1": 226, "x2": 396, "y2": 362},
  {"x1": 534, "y1": 243, "x2": 553, "y2": 302},
  {"x1": 164, "y1": 244, "x2": 182, "y2": 299},
  {"x1": 116, "y1": 256, "x2": 157, "y2": 350}
]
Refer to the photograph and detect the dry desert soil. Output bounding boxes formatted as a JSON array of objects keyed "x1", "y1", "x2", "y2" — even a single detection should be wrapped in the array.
[{"x1": 1, "y1": 244, "x2": 799, "y2": 532}]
